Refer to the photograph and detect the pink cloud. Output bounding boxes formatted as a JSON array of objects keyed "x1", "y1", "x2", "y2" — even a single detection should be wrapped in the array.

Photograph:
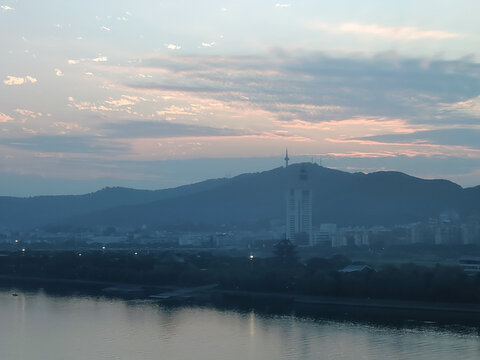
[
  {"x1": 0, "y1": 112, "x2": 13, "y2": 122},
  {"x1": 3, "y1": 75, "x2": 37, "y2": 85},
  {"x1": 15, "y1": 109, "x2": 43, "y2": 118},
  {"x1": 314, "y1": 22, "x2": 463, "y2": 40}
]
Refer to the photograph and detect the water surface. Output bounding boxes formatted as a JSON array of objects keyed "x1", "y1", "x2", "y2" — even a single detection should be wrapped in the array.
[{"x1": 1, "y1": 289, "x2": 479, "y2": 360}]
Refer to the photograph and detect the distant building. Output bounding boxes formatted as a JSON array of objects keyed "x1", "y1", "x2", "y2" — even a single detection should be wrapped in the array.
[
  {"x1": 313, "y1": 223, "x2": 337, "y2": 246},
  {"x1": 286, "y1": 164, "x2": 313, "y2": 246},
  {"x1": 434, "y1": 221, "x2": 462, "y2": 245},
  {"x1": 460, "y1": 220, "x2": 480, "y2": 245},
  {"x1": 459, "y1": 257, "x2": 480, "y2": 275},
  {"x1": 178, "y1": 233, "x2": 212, "y2": 247}
]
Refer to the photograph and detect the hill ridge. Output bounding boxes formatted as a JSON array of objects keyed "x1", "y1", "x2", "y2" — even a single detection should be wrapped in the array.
[{"x1": 0, "y1": 163, "x2": 478, "y2": 230}]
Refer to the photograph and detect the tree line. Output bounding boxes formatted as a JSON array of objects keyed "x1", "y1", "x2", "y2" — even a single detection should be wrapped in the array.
[{"x1": 0, "y1": 249, "x2": 479, "y2": 303}]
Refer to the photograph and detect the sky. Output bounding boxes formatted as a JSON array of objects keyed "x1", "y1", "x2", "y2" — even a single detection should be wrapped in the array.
[{"x1": 1, "y1": 1, "x2": 480, "y2": 196}]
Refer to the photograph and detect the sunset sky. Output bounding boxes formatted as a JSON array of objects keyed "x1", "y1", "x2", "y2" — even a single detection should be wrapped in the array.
[{"x1": 1, "y1": 1, "x2": 480, "y2": 195}]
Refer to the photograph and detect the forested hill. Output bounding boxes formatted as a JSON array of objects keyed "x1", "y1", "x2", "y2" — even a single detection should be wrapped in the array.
[
  {"x1": 0, "y1": 177, "x2": 229, "y2": 229},
  {"x1": 1, "y1": 163, "x2": 479, "y2": 230}
]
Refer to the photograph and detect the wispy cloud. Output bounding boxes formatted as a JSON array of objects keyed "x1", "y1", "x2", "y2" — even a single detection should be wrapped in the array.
[
  {"x1": 92, "y1": 56, "x2": 108, "y2": 62},
  {"x1": 2, "y1": 136, "x2": 128, "y2": 154},
  {"x1": 53, "y1": 121, "x2": 88, "y2": 134},
  {"x1": 3, "y1": 75, "x2": 37, "y2": 85},
  {"x1": 104, "y1": 98, "x2": 135, "y2": 107},
  {"x1": 275, "y1": 3, "x2": 291, "y2": 8},
  {"x1": 68, "y1": 56, "x2": 107, "y2": 64},
  {"x1": 157, "y1": 105, "x2": 196, "y2": 116},
  {"x1": 355, "y1": 129, "x2": 480, "y2": 150},
  {"x1": 126, "y1": 51, "x2": 480, "y2": 128},
  {"x1": 15, "y1": 109, "x2": 43, "y2": 118},
  {"x1": 67, "y1": 94, "x2": 147, "y2": 113},
  {"x1": 100, "y1": 26, "x2": 111, "y2": 31},
  {"x1": 314, "y1": 22, "x2": 463, "y2": 40},
  {"x1": 441, "y1": 95, "x2": 480, "y2": 116},
  {"x1": 165, "y1": 44, "x2": 181, "y2": 50},
  {"x1": 101, "y1": 120, "x2": 247, "y2": 138},
  {"x1": 55, "y1": 68, "x2": 64, "y2": 77},
  {"x1": 201, "y1": 42, "x2": 216, "y2": 47},
  {"x1": 0, "y1": 112, "x2": 13, "y2": 122},
  {"x1": 0, "y1": 5, "x2": 14, "y2": 11}
]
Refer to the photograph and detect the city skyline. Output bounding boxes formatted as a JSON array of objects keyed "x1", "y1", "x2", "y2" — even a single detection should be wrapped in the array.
[{"x1": 1, "y1": 1, "x2": 480, "y2": 196}]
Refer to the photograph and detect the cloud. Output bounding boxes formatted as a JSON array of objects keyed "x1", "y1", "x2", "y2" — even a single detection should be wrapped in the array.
[
  {"x1": 0, "y1": 5, "x2": 14, "y2": 10},
  {"x1": 125, "y1": 51, "x2": 480, "y2": 128},
  {"x1": 356, "y1": 129, "x2": 480, "y2": 150},
  {"x1": 100, "y1": 26, "x2": 111, "y2": 31},
  {"x1": 55, "y1": 68, "x2": 64, "y2": 77},
  {"x1": 0, "y1": 112, "x2": 13, "y2": 122},
  {"x1": 68, "y1": 94, "x2": 147, "y2": 113},
  {"x1": 314, "y1": 22, "x2": 463, "y2": 41},
  {"x1": 1, "y1": 136, "x2": 127, "y2": 154},
  {"x1": 15, "y1": 109, "x2": 43, "y2": 118},
  {"x1": 104, "y1": 98, "x2": 135, "y2": 107},
  {"x1": 92, "y1": 56, "x2": 108, "y2": 62},
  {"x1": 441, "y1": 95, "x2": 480, "y2": 116},
  {"x1": 3, "y1": 75, "x2": 37, "y2": 85},
  {"x1": 53, "y1": 121, "x2": 83, "y2": 130},
  {"x1": 121, "y1": 95, "x2": 145, "y2": 102},
  {"x1": 68, "y1": 57, "x2": 107, "y2": 65},
  {"x1": 165, "y1": 44, "x2": 181, "y2": 50},
  {"x1": 275, "y1": 3, "x2": 291, "y2": 8},
  {"x1": 201, "y1": 42, "x2": 216, "y2": 47},
  {"x1": 101, "y1": 95, "x2": 146, "y2": 108},
  {"x1": 101, "y1": 120, "x2": 247, "y2": 138},
  {"x1": 157, "y1": 105, "x2": 196, "y2": 116}
]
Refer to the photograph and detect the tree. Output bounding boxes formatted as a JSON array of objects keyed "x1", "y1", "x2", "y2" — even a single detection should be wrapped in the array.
[{"x1": 273, "y1": 239, "x2": 298, "y2": 265}]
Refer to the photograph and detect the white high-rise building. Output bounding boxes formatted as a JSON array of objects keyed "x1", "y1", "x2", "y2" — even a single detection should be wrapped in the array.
[{"x1": 286, "y1": 165, "x2": 313, "y2": 246}]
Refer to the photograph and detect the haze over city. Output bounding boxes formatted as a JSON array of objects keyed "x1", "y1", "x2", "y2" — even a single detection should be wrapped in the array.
[{"x1": 1, "y1": 1, "x2": 480, "y2": 196}]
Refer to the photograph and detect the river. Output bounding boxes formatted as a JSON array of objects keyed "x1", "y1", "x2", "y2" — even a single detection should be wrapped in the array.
[{"x1": 1, "y1": 289, "x2": 479, "y2": 360}]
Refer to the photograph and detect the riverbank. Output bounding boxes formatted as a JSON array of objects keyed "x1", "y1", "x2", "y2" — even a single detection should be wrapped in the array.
[
  {"x1": 2, "y1": 274, "x2": 480, "y2": 325},
  {"x1": 215, "y1": 289, "x2": 480, "y2": 314}
]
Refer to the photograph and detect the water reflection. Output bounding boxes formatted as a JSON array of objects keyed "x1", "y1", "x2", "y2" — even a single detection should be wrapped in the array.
[{"x1": 1, "y1": 289, "x2": 479, "y2": 360}]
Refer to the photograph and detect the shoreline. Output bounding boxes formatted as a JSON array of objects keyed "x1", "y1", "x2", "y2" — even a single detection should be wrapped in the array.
[
  {"x1": 2, "y1": 274, "x2": 480, "y2": 318},
  {"x1": 214, "y1": 289, "x2": 480, "y2": 314}
]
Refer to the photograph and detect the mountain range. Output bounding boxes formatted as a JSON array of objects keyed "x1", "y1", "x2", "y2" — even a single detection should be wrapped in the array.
[{"x1": 1, "y1": 163, "x2": 479, "y2": 231}]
